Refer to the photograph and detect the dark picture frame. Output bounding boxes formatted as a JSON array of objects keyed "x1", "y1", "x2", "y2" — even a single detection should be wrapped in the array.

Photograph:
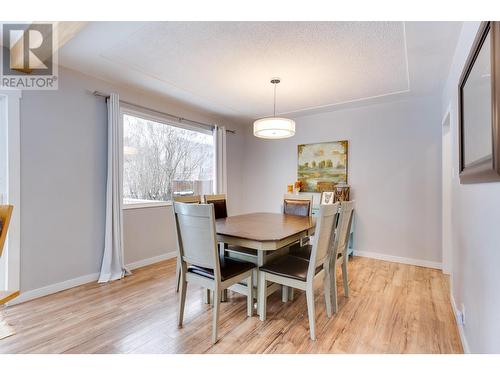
[{"x1": 458, "y1": 21, "x2": 500, "y2": 184}]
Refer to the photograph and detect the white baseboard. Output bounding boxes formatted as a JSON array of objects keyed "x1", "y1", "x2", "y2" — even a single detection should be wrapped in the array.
[
  {"x1": 353, "y1": 250, "x2": 442, "y2": 270},
  {"x1": 9, "y1": 272, "x2": 100, "y2": 306},
  {"x1": 450, "y1": 292, "x2": 470, "y2": 354},
  {"x1": 126, "y1": 251, "x2": 176, "y2": 270},
  {"x1": 8, "y1": 251, "x2": 176, "y2": 306}
]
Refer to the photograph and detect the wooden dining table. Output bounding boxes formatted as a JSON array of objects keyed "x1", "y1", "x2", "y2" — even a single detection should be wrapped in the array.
[{"x1": 215, "y1": 212, "x2": 315, "y2": 319}]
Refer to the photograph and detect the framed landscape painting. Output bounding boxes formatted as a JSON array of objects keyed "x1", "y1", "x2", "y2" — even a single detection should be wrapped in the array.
[{"x1": 297, "y1": 140, "x2": 348, "y2": 192}]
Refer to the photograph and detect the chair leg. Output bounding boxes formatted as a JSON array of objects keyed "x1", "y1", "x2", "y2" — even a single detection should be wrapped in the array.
[
  {"x1": 305, "y1": 284, "x2": 316, "y2": 341},
  {"x1": 332, "y1": 265, "x2": 339, "y2": 314},
  {"x1": 212, "y1": 285, "x2": 221, "y2": 344},
  {"x1": 175, "y1": 258, "x2": 181, "y2": 293},
  {"x1": 288, "y1": 287, "x2": 294, "y2": 301},
  {"x1": 258, "y1": 272, "x2": 267, "y2": 321},
  {"x1": 281, "y1": 285, "x2": 289, "y2": 302},
  {"x1": 342, "y1": 259, "x2": 349, "y2": 298},
  {"x1": 177, "y1": 271, "x2": 187, "y2": 327},
  {"x1": 247, "y1": 274, "x2": 254, "y2": 317},
  {"x1": 324, "y1": 266, "x2": 333, "y2": 318}
]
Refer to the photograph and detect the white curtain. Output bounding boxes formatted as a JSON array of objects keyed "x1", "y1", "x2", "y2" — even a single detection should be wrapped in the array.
[
  {"x1": 213, "y1": 125, "x2": 227, "y2": 194},
  {"x1": 98, "y1": 93, "x2": 129, "y2": 283}
]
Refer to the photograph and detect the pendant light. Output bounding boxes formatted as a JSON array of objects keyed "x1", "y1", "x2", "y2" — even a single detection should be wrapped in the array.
[{"x1": 253, "y1": 78, "x2": 296, "y2": 139}]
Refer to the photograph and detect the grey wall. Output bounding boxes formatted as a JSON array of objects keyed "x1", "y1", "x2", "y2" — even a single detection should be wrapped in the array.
[
  {"x1": 19, "y1": 66, "x2": 245, "y2": 292},
  {"x1": 442, "y1": 21, "x2": 500, "y2": 353},
  {"x1": 123, "y1": 206, "x2": 176, "y2": 265},
  {"x1": 20, "y1": 70, "x2": 107, "y2": 291},
  {"x1": 236, "y1": 97, "x2": 443, "y2": 264}
]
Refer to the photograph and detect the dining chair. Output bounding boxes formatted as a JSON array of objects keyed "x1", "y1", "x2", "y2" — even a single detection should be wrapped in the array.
[
  {"x1": 0, "y1": 205, "x2": 14, "y2": 258},
  {"x1": 282, "y1": 193, "x2": 314, "y2": 301},
  {"x1": 173, "y1": 202, "x2": 255, "y2": 344},
  {"x1": 283, "y1": 193, "x2": 313, "y2": 216},
  {"x1": 329, "y1": 200, "x2": 354, "y2": 313},
  {"x1": 174, "y1": 195, "x2": 201, "y2": 293},
  {"x1": 283, "y1": 193, "x2": 313, "y2": 246},
  {"x1": 173, "y1": 195, "x2": 202, "y2": 204},
  {"x1": 258, "y1": 203, "x2": 339, "y2": 340},
  {"x1": 1, "y1": 204, "x2": 20, "y2": 306},
  {"x1": 207, "y1": 193, "x2": 259, "y2": 262},
  {"x1": 289, "y1": 200, "x2": 354, "y2": 313},
  {"x1": 203, "y1": 194, "x2": 228, "y2": 219},
  {"x1": 204, "y1": 193, "x2": 232, "y2": 302},
  {"x1": 290, "y1": 192, "x2": 336, "y2": 259}
]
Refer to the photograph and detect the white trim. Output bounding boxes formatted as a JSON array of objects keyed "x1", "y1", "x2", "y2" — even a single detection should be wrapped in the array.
[
  {"x1": 8, "y1": 272, "x2": 100, "y2": 306},
  {"x1": 441, "y1": 103, "x2": 453, "y2": 275},
  {"x1": 123, "y1": 201, "x2": 172, "y2": 210},
  {"x1": 0, "y1": 90, "x2": 22, "y2": 293},
  {"x1": 450, "y1": 291, "x2": 470, "y2": 353},
  {"x1": 126, "y1": 251, "x2": 176, "y2": 270},
  {"x1": 354, "y1": 250, "x2": 442, "y2": 270},
  {"x1": 281, "y1": 22, "x2": 411, "y2": 117},
  {"x1": 121, "y1": 106, "x2": 213, "y2": 136},
  {"x1": 8, "y1": 252, "x2": 176, "y2": 306},
  {"x1": 442, "y1": 102, "x2": 452, "y2": 127}
]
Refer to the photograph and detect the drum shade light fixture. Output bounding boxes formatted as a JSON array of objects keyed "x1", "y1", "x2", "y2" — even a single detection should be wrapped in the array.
[{"x1": 253, "y1": 78, "x2": 295, "y2": 139}]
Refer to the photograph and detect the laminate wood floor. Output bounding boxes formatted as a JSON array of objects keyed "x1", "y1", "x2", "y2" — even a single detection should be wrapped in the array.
[{"x1": 0, "y1": 256, "x2": 463, "y2": 354}]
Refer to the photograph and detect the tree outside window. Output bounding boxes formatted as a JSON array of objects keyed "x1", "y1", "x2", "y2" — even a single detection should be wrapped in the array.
[{"x1": 123, "y1": 113, "x2": 214, "y2": 205}]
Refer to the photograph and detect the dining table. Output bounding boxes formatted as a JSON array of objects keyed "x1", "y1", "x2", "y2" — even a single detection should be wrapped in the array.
[{"x1": 215, "y1": 212, "x2": 315, "y2": 319}]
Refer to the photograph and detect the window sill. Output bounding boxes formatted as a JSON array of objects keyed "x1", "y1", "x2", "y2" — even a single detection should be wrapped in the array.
[{"x1": 122, "y1": 201, "x2": 172, "y2": 210}]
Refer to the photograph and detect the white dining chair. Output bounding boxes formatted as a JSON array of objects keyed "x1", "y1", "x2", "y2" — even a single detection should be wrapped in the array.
[
  {"x1": 329, "y1": 200, "x2": 355, "y2": 313},
  {"x1": 174, "y1": 195, "x2": 202, "y2": 293},
  {"x1": 173, "y1": 202, "x2": 255, "y2": 344},
  {"x1": 258, "y1": 203, "x2": 340, "y2": 340}
]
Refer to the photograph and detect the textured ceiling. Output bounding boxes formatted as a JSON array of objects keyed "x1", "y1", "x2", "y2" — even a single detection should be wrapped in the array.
[{"x1": 59, "y1": 21, "x2": 461, "y2": 121}]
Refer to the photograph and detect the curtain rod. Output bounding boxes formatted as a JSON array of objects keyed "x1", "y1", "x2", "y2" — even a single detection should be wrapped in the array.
[{"x1": 92, "y1": 91, "x2": 236, "y2": 134}]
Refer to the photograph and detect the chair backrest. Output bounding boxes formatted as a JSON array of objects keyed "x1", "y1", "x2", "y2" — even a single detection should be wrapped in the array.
[
  {"x1": 173, "y1": 195, "x2": 202, "y2": 204},
  {"x1": 172, "y1": 202, "x2": 220, "y2": 276},
  {"x1": 0, "y1": 205, "x2": 14, "y2": 258},
  {"x1": 333, "y1": 200, "x2": 355, "y2": 260},
  {"x1": 283, "y1": 193, "x2": 313, "y2": 217},
  {"x1": 320, "y1": 191, "x2": 335, "y2": 205},
  {"x1": 307, "y1": 202, "x2": 340, "y2": 279},
  {"x1": 204, "y1": 194, "x2": 228, "y2": 219}
]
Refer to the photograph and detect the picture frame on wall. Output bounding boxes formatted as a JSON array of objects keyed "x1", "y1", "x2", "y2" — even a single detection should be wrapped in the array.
[
  {"x1": 458, "y1": 21, "x2": 500, "y2": 184},
  {"x1": 297, "y1": 140, "x2": 348, "y2": 192}
]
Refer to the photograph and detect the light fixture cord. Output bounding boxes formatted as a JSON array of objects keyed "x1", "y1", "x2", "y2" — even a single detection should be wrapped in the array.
[{"x1": 273, "y1": 82, "x2": 277, "y2": 117}]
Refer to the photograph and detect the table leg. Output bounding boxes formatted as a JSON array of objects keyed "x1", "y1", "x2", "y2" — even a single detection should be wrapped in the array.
[{"x1": 257, "y1": 251, "x2": 265, "y2": 319}]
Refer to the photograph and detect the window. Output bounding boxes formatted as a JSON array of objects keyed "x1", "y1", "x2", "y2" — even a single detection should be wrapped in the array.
[{"x1": 123, "y1": 111, "x2": 214, "y2": 207}]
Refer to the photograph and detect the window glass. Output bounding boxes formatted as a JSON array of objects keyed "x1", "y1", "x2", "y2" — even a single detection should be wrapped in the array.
[{"x1": 123, "y1": 113, "x2": 214, "y2": 205}]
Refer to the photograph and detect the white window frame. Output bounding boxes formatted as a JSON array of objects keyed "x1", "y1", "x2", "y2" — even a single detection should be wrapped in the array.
[
  {"x1": 120, "y1": 105, "x2": 214, "y2": 210},
  {"x1": 0, "y1": 90, "x2": 22, "y2": 294}
]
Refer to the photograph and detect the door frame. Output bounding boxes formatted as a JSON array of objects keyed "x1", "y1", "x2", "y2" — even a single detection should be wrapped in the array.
[
  {"x1": 0, "y1": 90, "x2": 22, "y2": 292},
  {"x1": 442, "y1": 104, "x2": 452, "y2": 275}
]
